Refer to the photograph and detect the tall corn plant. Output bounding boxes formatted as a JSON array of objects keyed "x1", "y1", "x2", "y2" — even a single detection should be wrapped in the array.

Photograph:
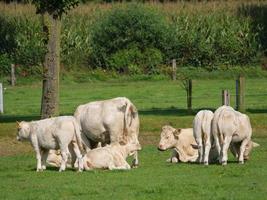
[{"x1": 31, "y1": 0, "x2": 80, "y2": 119}]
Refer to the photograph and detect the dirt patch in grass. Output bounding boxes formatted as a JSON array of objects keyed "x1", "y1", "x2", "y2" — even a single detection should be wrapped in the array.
[{"x1": 0, "y1": 137, "x2": 33, "y2": 157}]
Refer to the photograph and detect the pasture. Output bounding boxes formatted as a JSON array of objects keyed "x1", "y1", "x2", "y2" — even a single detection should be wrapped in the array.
[{"x1": 0, "y1": 79, "x2": 267, "y2": 199}]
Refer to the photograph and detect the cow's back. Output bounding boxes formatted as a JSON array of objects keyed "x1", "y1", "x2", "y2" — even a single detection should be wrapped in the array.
[{"x1": 74, "y1": 97, "x2": 130, "y2": 143}]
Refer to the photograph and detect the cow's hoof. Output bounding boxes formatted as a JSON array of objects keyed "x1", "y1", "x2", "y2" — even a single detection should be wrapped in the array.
[
  {"x1": 239, "y1": 161, "x2": 244, "y2": 164},
  {"x1": 204, "y1": 161, "x2": 209, "y2": 166},
  {"x1": 221, "y1": 161, "x2": 227, "y2": 166},
  {"x1": 131, "y1": 164, "x2": 138, "y2": 169},
  {"x1": 171, "y1": 157, "x2": 178, "y2": 163},
  {"x1": 42, "y1": 166, "x2": 46, "y2": 170},
  {"x1": 36, "y1": 168, "x2": 43, "y2": 172}
]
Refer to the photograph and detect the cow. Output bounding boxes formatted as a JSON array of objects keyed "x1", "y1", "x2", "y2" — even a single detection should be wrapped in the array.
[
  {"x1": 74, "y1": 97, "x2": 140, "y2": 167},
  {"x1": 82, "y1": 143, "x2": 141, "y2": 170},
  {"x1": 212, "y1": 105, "x2": 253, "y2": 165},
  {"x1": 158, "y1": 125, "x2": 198, "y2": 163},
  {"x1": 16, "y1": 116, "x2": 84, "y2": 172},
  {"x1": 193, "y1": 110, "x2": 217, "y2": 165}
]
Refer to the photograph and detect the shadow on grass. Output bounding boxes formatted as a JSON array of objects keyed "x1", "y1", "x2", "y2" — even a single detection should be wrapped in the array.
[
  {"x1": 139, "y1": 107, "x2": 216, "y2": 116},
  {"x1": 246, "y1": 108, "x2": 267, "y2": 114},
  {"x1": 1, "y1": 108, "x2": 266, "y2": 123}
]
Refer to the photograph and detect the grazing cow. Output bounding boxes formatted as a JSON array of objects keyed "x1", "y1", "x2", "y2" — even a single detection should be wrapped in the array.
[
  {"x1": 212, "y1": 106, "x2": 253, "y2": 165},
  {"x1": 74, "y1": 97, "x2": 140, "y2": 167},
  {"x1": 82, "y1": 143, "x2": 141, "y2": 170},
  {"x1": 230, "y1": 140, "x2": 260, "y2": 161},
  {"x1": 158, "y1": 125, "x2": 198, "y2": 163},
  {"x1": 193, "y1": 110, "x2": 216, "y2": 165},
  {"x1": 16, "y1": 116, "x2": 84, "y2": 172}
]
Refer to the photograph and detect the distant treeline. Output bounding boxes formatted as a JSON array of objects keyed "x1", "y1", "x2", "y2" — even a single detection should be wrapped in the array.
[{"x1": 0, "y1": 1, "x2": 266, "y2": 76}]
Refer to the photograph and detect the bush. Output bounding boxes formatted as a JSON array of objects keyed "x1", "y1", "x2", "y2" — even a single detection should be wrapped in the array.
[{"x1": 89, "y1": 3, "x2": 174, "y2": 74}]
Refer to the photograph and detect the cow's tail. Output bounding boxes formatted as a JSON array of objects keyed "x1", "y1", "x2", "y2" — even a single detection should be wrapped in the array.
[
  {"x1": 72, "y1": 119, "x2": 84, "y2": 152},
  {"x1": 201, "y1": 112, "x2": 209, "y2": 143},
  {"x1": 124, "y1": 98, "x2": 137, "y2": 134}
]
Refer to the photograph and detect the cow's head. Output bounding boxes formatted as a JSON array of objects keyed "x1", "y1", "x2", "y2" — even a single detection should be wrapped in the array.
[
  {"x1": 16, "y1": 121, "x2": 31, "y2": 141},
  {"x1": 244, "y1": 141, "x2": 260, "y2": 160},
  {"x1": 158, "y1": 125, "x2": 180, "y2": 151},
  {"x1": 230, "y1": 140, "x2": 260, "y2": 160},
  {"x1": 126, "y1": 142, "x2": 142, "y2": 156}
]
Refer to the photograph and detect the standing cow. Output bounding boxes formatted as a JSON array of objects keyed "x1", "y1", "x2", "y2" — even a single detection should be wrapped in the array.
[
  {"x1": 16, "y1": 116, "x2": 84, "y2": 172},
  {"x1": 212, "y1": 106, "x2": 253, "y2": 165},
  {"x1": 74, "y1": 97, "x2": 140, "y2": 167},
  {"x1": 193, "y1": 110, "x2": 216, "y2": 165}
]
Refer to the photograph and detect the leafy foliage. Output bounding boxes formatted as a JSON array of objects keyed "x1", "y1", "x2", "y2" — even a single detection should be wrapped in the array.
[
  {"x1": 89, "y1": 4, "x2": 174, "y2": 74},
  {"x1": 32, "y1": 0, "x2": 80, "y2": 18}
]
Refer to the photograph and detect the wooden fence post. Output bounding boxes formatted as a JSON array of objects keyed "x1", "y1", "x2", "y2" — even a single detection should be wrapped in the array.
[
  {"x1": 222, "y1": 89, "x2": 230, "y2": 106},
  {"x1": 11, "y1": 64, "x2": 16, "y2": 86},
  {"x1": 236, "y1": 75, "x2": 245, "y2": 112},
  {"x1": 187, "y1": 79, "x2": 192, "y2": 113},
  {"x1": 172, "y1": 59, "x2": 177, "y2": 81},
  {"x1": 0, "y1": 83, "x2": 3, "y2": 114}
]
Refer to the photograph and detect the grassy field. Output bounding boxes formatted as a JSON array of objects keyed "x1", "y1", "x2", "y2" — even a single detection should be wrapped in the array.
[{"x1": 0, "y1": 79, "x2": 267, "y2": 199}]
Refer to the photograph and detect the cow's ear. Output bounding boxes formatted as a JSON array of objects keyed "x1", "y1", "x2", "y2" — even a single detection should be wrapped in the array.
[
  {"x1": 16, "y1": 121, "x2": 20, "y2": 128},
  {"x1": 252, "y1": 142, "x2": 260, "y2": 147},
  {"x1": 173, "y1": 129, "x2": 181, "y2": 139}
]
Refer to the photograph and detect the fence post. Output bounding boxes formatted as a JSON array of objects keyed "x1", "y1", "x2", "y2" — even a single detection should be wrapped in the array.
[
  {"x1": 0, "y1": 83, "x2": 3, "y2": 114},
  {"x1": 11, "y1": 64, "x2": 16, "y2": 86},
  {"x1": 172, "y1": 59, "x2": 177, "y2": 81},
  {"x1": 222, "y1": 89, "x2": 230, "y2": 106},
  {"x1": 187, "y1": 79, "x2": 192, "y2": 113},
  {"x1": 236, "y1": 75, "x2": 245, "y2": 112}
]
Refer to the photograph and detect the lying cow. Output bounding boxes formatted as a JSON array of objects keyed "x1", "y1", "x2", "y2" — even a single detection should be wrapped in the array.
[
  {"x1": 74, "y1": 97, "x2": 140, "y2": 167},
  {"x1": 193, "y1": 110, "x2": 216, "y2": 165},
  {"x1": 158, "y1": 125, "x2": 198, "y2": 163},
  {"x1": 82, "y1": 143, "x2": 141, "y2": 170},
  {"x1": 212, "y1": 106, "x2": 253, "y2": 165},
  {"x1": 16, "y1": 116, "x2": 84, "y2": 172}
]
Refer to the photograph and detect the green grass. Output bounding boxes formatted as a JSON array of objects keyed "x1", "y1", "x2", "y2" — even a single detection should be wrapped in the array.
[
  {"x1": 0, "y1": 144, "x2": 266, "y2": 200},
  {"x1": 0, "y1": 79, "x2": 267, "y2": 199}
]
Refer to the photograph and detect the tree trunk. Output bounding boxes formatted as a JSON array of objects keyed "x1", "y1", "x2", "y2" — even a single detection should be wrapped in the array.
[
  {"x1": 187, "y1": 79, "x2": 192, "y2": 113},
  {"x1": 41, "y1": 15, "x2": 61, "y2": 119}
]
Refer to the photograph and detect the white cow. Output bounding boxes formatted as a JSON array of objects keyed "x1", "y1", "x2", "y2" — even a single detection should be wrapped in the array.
[
  {"x1": 74, "y1": 97, "x2": 140, "y2": 167},
  {"x1": 16, "y1": 116, "x2": 84, "y2": 172},
  {"x1": 82, "y1": 143, "x2": 141, "y2": 170},
  {"x1": 193, "y1": 110, "x2": 215, "y2": 165},
  {"x1": 212, "y1": 106, "x2": 253, "y2": 165},
  {"x1": 158, "y1": 125, "x2": 198, "y2": 163}
]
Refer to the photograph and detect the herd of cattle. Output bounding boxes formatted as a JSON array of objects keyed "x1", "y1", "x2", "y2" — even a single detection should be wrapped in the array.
[{"x1": 16, "y1": 97, "x2": 259, "y2": 172}]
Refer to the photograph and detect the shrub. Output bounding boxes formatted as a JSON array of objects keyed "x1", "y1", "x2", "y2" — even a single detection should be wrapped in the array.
[{"x1": 89, "y1": 3, "x2": 174, "y2": 74}]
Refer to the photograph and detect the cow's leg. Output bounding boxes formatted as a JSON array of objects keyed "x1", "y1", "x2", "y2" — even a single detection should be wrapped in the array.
[
  {"x1": 203, "y1": 136, "x2": 211, "y2": 165},
  {"x1": 32, "y1": 143, "x2": 42, "y2": 172},
  {"x1": 109, "y1": 158, "x2": 131, "y2": 170},
  {"x1": 59, "y1": 145, "x2": 69, "y2": 172},
  {"x1": 221, "y1": 136, "x2": 232, "y2": 166},
  {"x1": 213, "y1": 134, "x2": 221, "y2": 161},
  {"x1": 131, "y1": 151, "x2": 139, "y2": 168},
  {"x1": 166, "y1": 149, "x2": 178, "y2": 163},
  {"x1": 72, "y1": 142, "x2": 83, "y2": 172},
  {"x1": 41, "y1": 149, "x2": 49, "y2": 170},
  {"x1": 81, "y1": 132, "x2": 92, "y2": 153},
  {"x1": 238, "y1": 138, "x2": 249, "y2": 164},
  {"x1": 195, "y1": 137, "x2": 203, "y2": 164}
]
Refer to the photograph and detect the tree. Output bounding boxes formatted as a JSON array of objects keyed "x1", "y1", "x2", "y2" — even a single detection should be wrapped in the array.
[{"x1": 32, "y1": 0, "x2": 80, "y2": 119}]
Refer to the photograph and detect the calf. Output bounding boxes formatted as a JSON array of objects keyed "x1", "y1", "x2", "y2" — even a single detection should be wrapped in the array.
[
  {"x1": 82, "y1": 143, "x2": 141, "y2": 170},
  {"x1": 16, "y1": 116, "x2": 84, "y2": 172}
]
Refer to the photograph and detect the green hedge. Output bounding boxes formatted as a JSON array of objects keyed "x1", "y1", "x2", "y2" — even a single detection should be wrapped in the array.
[{"x1": 0, "y1": 2, "x2": 265, "y2": 76}]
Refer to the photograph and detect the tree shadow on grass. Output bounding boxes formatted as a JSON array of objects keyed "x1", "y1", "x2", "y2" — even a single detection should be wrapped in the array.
[
  {"x1": 139, "y1": 107, "x2": 216, "y2": 116},
  {"x1": 0, "y1": 115, "x2": 41, "y2": 123}
]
